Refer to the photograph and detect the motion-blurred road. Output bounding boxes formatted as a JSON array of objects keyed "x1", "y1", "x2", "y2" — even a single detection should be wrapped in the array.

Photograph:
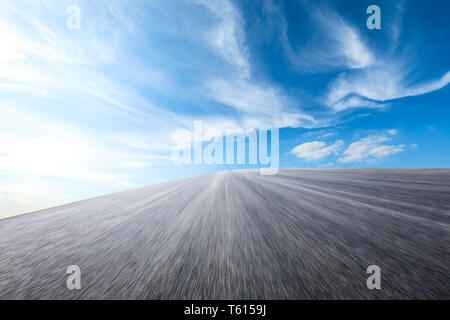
[{"x1": 0, "y1": 169, "x2": 449, "y2": 299}]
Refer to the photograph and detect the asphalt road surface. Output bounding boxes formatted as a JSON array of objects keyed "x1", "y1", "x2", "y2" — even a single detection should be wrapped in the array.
[{"x1": 0, "y1": 169, "x2": 449, "y2": 299}]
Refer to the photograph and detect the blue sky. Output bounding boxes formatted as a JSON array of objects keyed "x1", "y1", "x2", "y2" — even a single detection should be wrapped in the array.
[{"x1": 0, "y1": 0, "x2": 449, "y2": 217}]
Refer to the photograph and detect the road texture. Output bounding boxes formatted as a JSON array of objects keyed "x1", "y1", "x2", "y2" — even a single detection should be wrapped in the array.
[{"x1": 0, "y1": 169, "x2": 449, "y2": 299}]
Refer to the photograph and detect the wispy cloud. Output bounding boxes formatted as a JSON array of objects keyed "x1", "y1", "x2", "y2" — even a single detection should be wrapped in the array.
[
  {"x1": 198, "y1": 0, "x2": 321, "y2": 130},
  {"x1": 323, "y1": 13, "x2": 375, "y2": 69},
  {"x1": 205, "y1": 78, "x2": 319, "y2": 129},
  {"x1": 269, "y1": 1, "x2": 450, "y2": 113},
  {"x1": 327, "y1": 65, "x2": 450, "y2": 112},
  {"x1": 330, "y1": 95, "x2": 389, "y2": 112},
  {"x1": 292, "y1": 129, "x2": 407, "y2": 163},
  {"x1": 280, "y1": 5, "x2": 375, "y2": 72},
  {"x1": 339, "y1": 130, "x2": 404, "y2": 163},
  {"x1": 197, "y1": 0, "x2": 250, "y2": 78},
  {"x1": 388, "y1": 129, "x2": 398, "y2": 136},
  {"x1": 0, "y1": 1, "x2": 173, "y2": 122},
  {"x1": 291, "y1": 140, "x2": 344, "y2": 161}
]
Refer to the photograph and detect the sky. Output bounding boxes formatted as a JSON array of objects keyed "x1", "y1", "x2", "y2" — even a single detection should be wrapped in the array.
[{"x1": 0, "y1": 0, "x2": 449, "y2": 218}]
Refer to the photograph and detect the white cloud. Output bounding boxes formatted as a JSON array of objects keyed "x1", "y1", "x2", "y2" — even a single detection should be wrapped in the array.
[
  {"x1": 403, "y1": 71, "x2": 450, "y2": 97},
  {"x1": 388, "y1": 129, "x2": 398, "y2": 136},
  {"x1": 334, "y1": 19, "x2": 375, "y2": 69},
  {"x1": 327, "y1": 67, "x2": 450, "y2": 111},
  {"x1": 0, "y1": 2, "x2": 175, "y2": 124},
  {"x1": 207, "y1": 78, "x2": 286, "y2": 114},
  {"x1": 197, "y1": 0, "x2": 324, "y2": 131},
  {"x1": 282, "y1": 6, "x2": 375, "y2": 72},
  {"x1": 0, "y1": 3, "x2": 118, "y2": 66},
  {"x1": 339, "y1": 132, "x2": 404, "y2": 163},
  {"x1": 198, "y1": 0, "x2": 250, "y2": 78},
  {"x1": 368, "y1": 145, "x2": 404, "y2": 158},
  {"x1": 206, "y1": 78, "x2": 320, "y2": 129},
  {"x1": 330, "y1": 95, "x2": 389, "y2": 112},
  {"x1": 291, "y1": 140, "x2": 344, "y2": 161}
]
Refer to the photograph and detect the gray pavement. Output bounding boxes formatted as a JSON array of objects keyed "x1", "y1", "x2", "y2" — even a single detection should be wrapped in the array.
[{"x1": 0, "y1": 169, "x2": 449, "y2": 299}]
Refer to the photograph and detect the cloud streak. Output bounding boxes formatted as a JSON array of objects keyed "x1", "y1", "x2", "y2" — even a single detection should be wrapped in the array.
[
  {"x1": 339, "y1": 131, "x2": 405, "y2": 163},
  {"x1": 328, "y1": 68, "x2": 450, "y2": 112},
  {"x1": 198, "y1": 0, "x2": 250, "y2": 78},
  {"x1": 291, "y1": 140, "x2": 344, "y2": 161},
  {"x1": 280, "y1": 5, "x2": 375, "y2": 72},
  {"x1": 292, "y1": 130, "x2": 407, "y2": 163}
]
